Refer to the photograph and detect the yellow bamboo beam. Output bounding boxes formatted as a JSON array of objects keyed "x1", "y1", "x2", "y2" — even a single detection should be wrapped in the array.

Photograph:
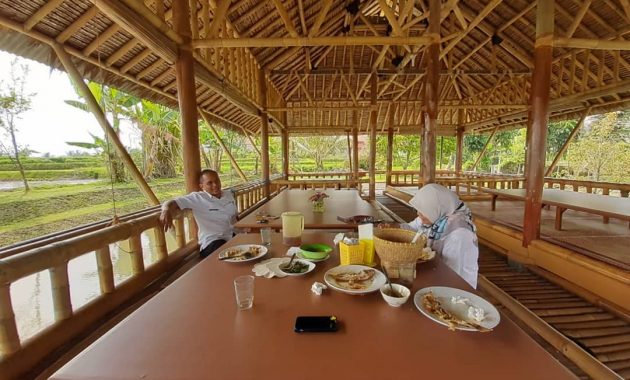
[
  {"x1": 368, "y1": 74, "x2": 378, "y2": 200},
  {"x1": 24, "y1": 0, "x2": 64, "y2": 30},
  {"x1": 56, "y1": 6, "x2": 98, "y2": 43},
  {"x1": 128, "y1": 234, "x2": 145, "y2": 275},
  {"x1": 51, "y1": 43, "x2": 160, "y2": 206},
  {"x1": 208, "y1": 0, "x2": 231, "y2": 37},
  {"x1": 308, "y1": 0, "x2": 333, "y2": 37},
  {"x1": 271, "y1": 0, "x2": 299, "y2": 37},
  {"x1": 554, "y1": 37, "x2": 630, "y2": 51},
  {"x1": 192, "y1": 36, "x2": 434, "y2": 48}
]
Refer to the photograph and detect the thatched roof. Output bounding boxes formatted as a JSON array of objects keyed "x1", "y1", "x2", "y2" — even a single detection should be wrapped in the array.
[{"x1": 0, "y1": 0, "x2": 628, "y2": 136}]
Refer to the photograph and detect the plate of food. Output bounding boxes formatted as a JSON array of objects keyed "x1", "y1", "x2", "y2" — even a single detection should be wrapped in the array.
[
  {"x1": 414, "y1": 286, "x2": 500, "y2": 332},
  {"x1": 324, "y1": 265, "x2": 386, "y2": 295},
  {"x1": 218, "y1": 244, "x2": 268, "y2": 263},
  {"x1": 278, "y1": 258, "x2": 316, "y2": 276}
]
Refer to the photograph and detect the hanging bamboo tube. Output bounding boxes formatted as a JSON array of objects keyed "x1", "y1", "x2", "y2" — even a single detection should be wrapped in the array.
[
  {"x1": 51, "y1": 43, "x2": 159, "y2": 206},
  {"x1": 523, "y1": 0, "x2": 554, "y2": 246},
  {"x1": 0, "y1": 283, "x2": 20, "y2": 356},
  {"x1": 128, "y1": 234, "x2": 145, "y2": 275},
  {"x1": 95, "y1": 246, "x2": 115, "y2": 294},
  {"x1": 50, "y1": 264, "x2": 73, "y2": 320}
]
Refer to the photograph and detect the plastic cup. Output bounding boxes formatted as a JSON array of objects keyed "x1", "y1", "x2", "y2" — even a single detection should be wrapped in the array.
[
  {"x1": 234, "y1": 275, "x2": 254, "y2": 310},
  {"x1": 260, "y1": 227, "x2": 272, "y2": 246}
]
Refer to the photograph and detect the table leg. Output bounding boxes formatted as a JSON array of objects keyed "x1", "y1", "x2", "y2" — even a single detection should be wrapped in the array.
[
  {"x1": 555, "y1": 207, "x2": 566, "y2": 230},
  {"x1": 491, "y1": 195, "x2": 497, "y2": 211}
]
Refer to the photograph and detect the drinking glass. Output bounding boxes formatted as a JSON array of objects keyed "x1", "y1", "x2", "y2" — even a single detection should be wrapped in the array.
[
  {"x1": 234, "y1": 275, "x2": 254, "y2": 310},
  {"x1": 260, "y1": 227, "x2": 272, "y2": 246}
]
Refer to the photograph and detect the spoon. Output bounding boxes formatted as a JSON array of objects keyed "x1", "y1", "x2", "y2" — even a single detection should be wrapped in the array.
[
  {"x1": 381, "y1": 264, "x2": 400, "y2": 298},
  {"x1": 281, "y1": 253, "x2": 297, "y2": 270}
]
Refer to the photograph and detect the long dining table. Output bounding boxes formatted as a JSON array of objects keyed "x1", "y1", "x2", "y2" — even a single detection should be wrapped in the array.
[
  {"x1": 50, "y1": 232, "x2": 575, "y2": 380},
  {"x1": 234, "y1": 189, "x2": 391, "y2": 231}
]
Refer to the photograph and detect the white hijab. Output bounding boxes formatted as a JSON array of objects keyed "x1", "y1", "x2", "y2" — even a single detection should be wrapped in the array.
[{"x1": 408, "y1": 184, "x2": 462, "y2": 223}]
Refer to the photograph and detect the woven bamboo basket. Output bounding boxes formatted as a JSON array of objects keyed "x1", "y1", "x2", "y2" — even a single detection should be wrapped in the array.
[{"x1": 374, "y1": 229, "x2": 427, "y2": 278}]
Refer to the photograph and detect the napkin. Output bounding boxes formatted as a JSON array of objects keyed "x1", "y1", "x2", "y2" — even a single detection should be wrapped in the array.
[
  {"x1": 333, "y1": 233, "x2": 345, "y2": 246},
  {"x1": 311, "y1": 282, "x2": 328, "y2": 295},
  {"x1": 286, "y1": 247, "x2": 302, "y2": 256},
  {"x1": 252, "y1": 258, "x2": 287, "y2": 278}
]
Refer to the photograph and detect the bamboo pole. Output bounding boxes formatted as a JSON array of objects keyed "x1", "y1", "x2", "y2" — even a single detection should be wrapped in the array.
[
  {"x1": 260, "y1": 71, "x2": 271, "y2": 198},
  {"x1": 455, "y1": 126, "x2": 464, "y2": 175},
  {"x1": 523, "y1": 0, "x2": 554, "y2": 246},
  {"x1": 544, "y1": 109, "x2": 590, "y2": 177},
  {"x1": 50, "y1": 264, "x2": 73, "y2": 320},
  {"x1": 174, "y1": 217, "x2": 185, "y2": 249},
  {"x1": 352, "y1": 119, "x2": 359, "y2": 181},
  {"x1": 422, "y1": 0, "x2": 441, "y2": 186},
  {"x1": 51, "y1": 43, "x2": 160, "y2": 206},
  {"x1": 173, "y1": 0, "x2": 202, "y2": 195},
  {"x1": 282, "y1": 129, "x2": 289, "y2": 179},
  {"x1": 0, "y1": 284, "x2": 20, "y2": 356},
  {"x1": 191, "y1": 35, "x2": 434, "y2": 48},
  {"x1": 128, "y1": 234, "x2": 145, "y2": 275},
  {"x1": 95, "y1": 246, "x2": 115, "y2": 294},
  {"x1": 554, "y1": 37, "x2": 630, "y2": 51},
  {"x1": 199, "y1": 111, "x2": 248, "y2": 181},
  {"x1": 386, "y1": 107, "x2": 394, "y2": 187},
  {"x1": 346, "y1": 131, "x2": 353, "y2": 174},
  {"x1": 471, "y1": 125, "x2": 500, "y2": 171}
]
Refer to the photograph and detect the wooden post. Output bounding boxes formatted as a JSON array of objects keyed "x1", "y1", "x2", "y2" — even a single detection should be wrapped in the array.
[
  {"x1": 128, "y1": 234, "x2": 145, "y2": 274},
  {"x1": 368, "y1": 73, "x2": 378, "y2": 200},
  {"x1": 49, "y1": 264, "x2": 73, "y2": 320},
  {"x1": 386, "y1": 106, "x2": 394, "y2": 187},
  {"x1": 455, "y1": 125, "x2": 464, "y2": 175},
  {"x1": 352, "y1": 112, "x2": 359, "y2": 180},
  {"x1": 51, "y1": 44, "x2": 159, "y2": 206},
  {"x1": 173, "y1": 0, "x2": 201, "y2": 195},
  {"x1": 544, "y1": 110, "x2": 589, "y2": 177},
  {"x1": 282, "y1": 128, "x2": 289, "y2": 180},
  {"x1": 422, "y1": 0, "x2": 440, "y2": 185},
  {"x1": 523, "y1": 0, "x2": 554, "y2": 246},
  {"x1": 0, "y1": 284, "x2": 20, "y2": 356},
  {"x1": 95, "y1": 246, "x2": 115, "y2": 294},
  {"x1": 346, "y1": 131, "x2": 352, "y2": 174},
  {"x1": 153, "y1": 226, "x2": 168, "y2": 261},
  {"x1": 260, "y1": 71, "x2": 271, "y2": 198}
]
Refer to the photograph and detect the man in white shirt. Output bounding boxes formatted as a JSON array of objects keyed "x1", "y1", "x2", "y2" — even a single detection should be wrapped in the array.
[{"x1": 159, "y1": 169, "x2": 238, "y2": 258}]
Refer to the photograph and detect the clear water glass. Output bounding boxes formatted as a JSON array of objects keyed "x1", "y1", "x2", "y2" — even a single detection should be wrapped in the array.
[
  {"x1": 260, "y1": 227, "x2": 272, "y2": 246},
  {"x1": 234, "y1": 275, "x2": 254, "y2": 310}
]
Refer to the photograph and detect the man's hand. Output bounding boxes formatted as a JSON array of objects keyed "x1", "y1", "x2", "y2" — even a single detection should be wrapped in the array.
[{"x1": 159, "y1": 201, "x2": 176, "y2": 232}]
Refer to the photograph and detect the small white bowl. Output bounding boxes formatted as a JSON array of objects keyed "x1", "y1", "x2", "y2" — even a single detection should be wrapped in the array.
[{"x1": 380, "y1": 284, "x2": 411, "y2": 307}]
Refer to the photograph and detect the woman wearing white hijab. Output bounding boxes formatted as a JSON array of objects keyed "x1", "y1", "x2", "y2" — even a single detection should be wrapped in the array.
[{"x1": 400, "y1": 184, "x2": 479, "y2": 288}]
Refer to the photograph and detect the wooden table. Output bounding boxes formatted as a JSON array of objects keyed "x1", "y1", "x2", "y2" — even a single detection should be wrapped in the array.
[
  {"x1": 235, "y1": 189, "x2": 390, "y2": 231},
  {"x1": 51, "y1": 232, "x2": 575, "y2": 380},
  {"x1": 484, "y1": 188, "x2": 630, "y2": 230}
]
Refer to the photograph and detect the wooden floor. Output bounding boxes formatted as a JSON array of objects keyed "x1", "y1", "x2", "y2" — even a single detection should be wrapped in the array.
[{"x1": 467, "y1": 198, "x2": 630, "y2": 270}]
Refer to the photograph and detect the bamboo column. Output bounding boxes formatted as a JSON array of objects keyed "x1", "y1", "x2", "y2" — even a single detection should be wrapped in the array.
[
  {"x1": 455, "y1": 126, "x2": 464, "y2": 175},
  {"x1": 523, "y1": 0, "x2": 554, "y2": 246},
  {"x1": 259, "y1": 70, "x2": 270, "y2": 198},
  {"x1": 282, "y1": 129, "x2": 289, "y2": 180},
  {"x1": 544, "y1": 109, "x2": 589, "y2": 177},
  {"x1": 128, "y1": 234, "x2": 145, "y2": 274},
  {"x1": 386, "y1": 107, "x2": 394, "y2": 186},
  {"x1": 368, "y1": 74, "x2": 378, "y2": 200},
  {"x1": 50, "y1": 264, "x2": 73, "y2": 320},
  {"x1": 346, "y1": 131, "x2": 352, "y2": 174},
  {"x1": 422, "y1": 0, "x2": 440, "y2": 185},
  {"x1": 173, "y1": 0, "x2": 201, "y2": 194},
  {"x1": 352, "y1": 112, "x2": 359, "y2": 181},
  {"x1": 51, "y1": 44, "x2": 159, "y2": 206},
  {"x1": 95, "y1": 246, "x2": 115, "y2": 294}
]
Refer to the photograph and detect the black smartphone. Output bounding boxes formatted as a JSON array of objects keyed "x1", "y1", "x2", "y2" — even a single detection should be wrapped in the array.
[{"x1": 294, "y1": 316, "x2": 338, "y2": 333}]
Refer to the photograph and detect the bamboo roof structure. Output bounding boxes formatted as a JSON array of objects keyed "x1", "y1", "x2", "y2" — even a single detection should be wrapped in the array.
[{"x1": 0, "y1": 0, "x2": 628, "y2": 136}]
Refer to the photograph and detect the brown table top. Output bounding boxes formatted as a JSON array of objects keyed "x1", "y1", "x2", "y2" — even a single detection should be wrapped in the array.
[
  {"x1": 235, "y1": 189, "x2": 390, "y2": 230},
  {"x1": 484, "y1": 188, "x2": 630, "y2": 220},
  {"x1": 51, "y1": 232, "x2": 575, "y2": 380}
]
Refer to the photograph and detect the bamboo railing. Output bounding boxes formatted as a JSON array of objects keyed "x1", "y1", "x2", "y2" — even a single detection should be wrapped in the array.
[
  {"x1": 0, "y1": 208, "x2": 196, "y2": 380},
  {"x1": 544, "y1": 178, "x2": 630, "y2": 197},
  {"x1": 274, "y1": 172, "x2": 369, "y2": 192}
]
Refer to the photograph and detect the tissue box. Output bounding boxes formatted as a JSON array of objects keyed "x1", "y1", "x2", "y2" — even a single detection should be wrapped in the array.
[{"x1": 339, "y1": 241, "x2": 365, "y2": 265}]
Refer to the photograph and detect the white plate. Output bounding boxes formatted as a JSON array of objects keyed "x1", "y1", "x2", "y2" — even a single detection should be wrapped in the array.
[
  {"x1": 324, "y1": 265, "x2": 386, "y2": 295},
  {"x1": 218, "y1": 244, "x2": 268, "y2": 263},
  {"x1": 414, "y1": 286, "x2": 500, "y2": 331},
  {"x1": 277, "y1": 259, "x2": 316, "y2": 276},
  {"x1": 297, "y1": 252, "x2": 330, "y2": 262}
]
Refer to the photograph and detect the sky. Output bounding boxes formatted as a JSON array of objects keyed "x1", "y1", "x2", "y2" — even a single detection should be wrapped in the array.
[{"x1": 0, "y1": 50, "x2": 139, "y2": 156}]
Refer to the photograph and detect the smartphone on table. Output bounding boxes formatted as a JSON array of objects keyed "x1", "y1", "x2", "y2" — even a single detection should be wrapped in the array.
[{"x1": 294, "y1": 316, "x2": 338, "y2": 333}]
